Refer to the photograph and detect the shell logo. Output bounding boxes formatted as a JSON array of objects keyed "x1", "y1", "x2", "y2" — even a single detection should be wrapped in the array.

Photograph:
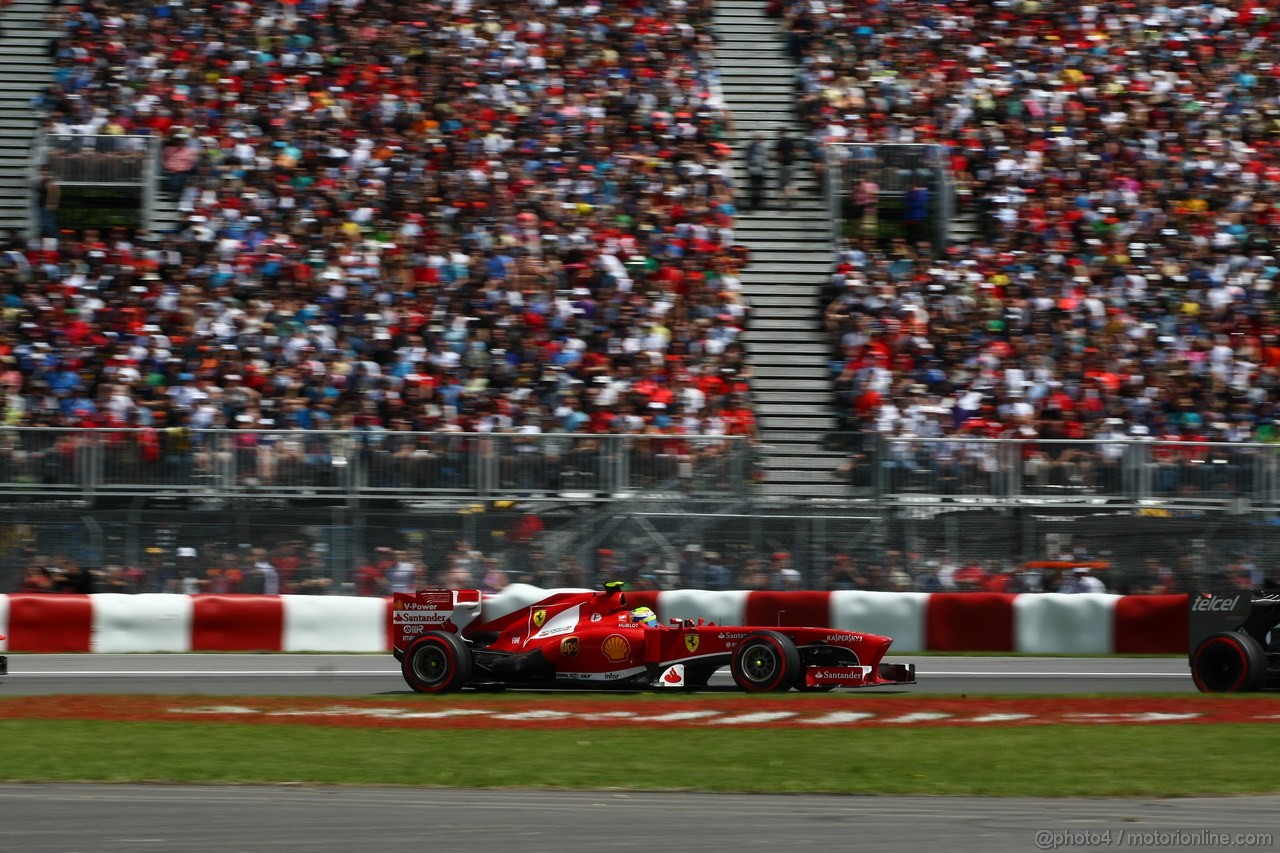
[{"x1": 602, "y1": 634, "x2": 632, "y2": 663}]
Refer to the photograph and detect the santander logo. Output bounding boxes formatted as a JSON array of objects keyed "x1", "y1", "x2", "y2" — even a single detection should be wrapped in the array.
[{"x1": 663, "y1": 669, "x2": 683, "y2": 684}]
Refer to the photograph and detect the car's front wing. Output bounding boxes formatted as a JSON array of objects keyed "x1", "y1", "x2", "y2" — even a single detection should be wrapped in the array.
[{"x1": 802, "y1": 662, "x2": 917, "y2": 689}]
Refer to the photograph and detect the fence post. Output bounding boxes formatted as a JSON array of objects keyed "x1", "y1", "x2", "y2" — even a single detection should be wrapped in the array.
[
  {"x1": 827, "y1": 142, "x2": 843, "y2": 249},
  {"x1": 28, "y1": 128, "x2": 46, "y2": 240},
  {"x1": 327, "y1": 505, "x2": 348, "y2": 587},
  {"x1": 1125, "y1": 441, "x2": 1148, "y2": 502},
  {"x1": 1005, "y1": 439, "x2": 1021, "y2": 498},
  {"x1": 1021, "y1": 508, "x2": 1036, "y2": 562},
  {"x1": 934, "y1": 144, "x2": 951, "y2": 250},
  {"x1": 730, "y1": 438, "x2": 745, "y2": 497},
  {"x1": 1266, "y1": 446, "x2": 1279, "y2": 510},
  {"x1": 81, "y1": 514, "x2": 104, "y2": 569},
  {"x1": 1135, "y1": 441, "x2": 1152, "y2": 502},
  {"x1": 811, "y1": 514, "x2": 826, "y2": 587},
  {"x1": 143, "y1": 137, "x2": 158, "y2": 233},
  {"x1": 873, "y1": 433, "x2": 886, "y2": 500},
  {"x1": 617, "y1": 436, "x2": 632, "y2": 497},
  {"x1": 82, "y1": 432, "x2": 99, "y2": 501}
]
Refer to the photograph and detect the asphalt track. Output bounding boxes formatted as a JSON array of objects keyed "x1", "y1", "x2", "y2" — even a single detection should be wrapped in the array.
[
  {"x1": 0, "y1": 785, "x2": 1275, "y2": 853},
  {"x1": 0, "y1": 653, "x2": 1194, "y2": 695},
  {"x1": 2, "y1": 658, "x2": 1264, "y2": 853}
]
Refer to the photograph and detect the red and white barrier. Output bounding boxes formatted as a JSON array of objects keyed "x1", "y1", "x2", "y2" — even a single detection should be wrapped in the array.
[
  {"x1": 0, "y1": 591, "x2": 1190, "y2": 654},
  {"x1": 93, "y1": 593, "x2": 193, "y2": 653},
  {"x1": 1013, "y1": 593, "x2": 1116, "y2": 655},
  {"x1": 282, "y1": 595, "x2": 389, "y2": 653},
  {"x1": 659, "y1": 589, "x2": 750, "y2": 626},
  {"x1": 828, "y1": 591, "x2": 928, "y2": 652},
  {"x1": 1114, "y1": 594, "x2": 1188, "y2": 654}
]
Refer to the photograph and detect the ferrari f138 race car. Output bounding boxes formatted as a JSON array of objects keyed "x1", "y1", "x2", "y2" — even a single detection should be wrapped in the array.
[
  {"x1": 1189, "y1": 590, "x2": 1280, "y2": 692},
  {"x1": 392, "y1": 583, "x2": 916, "y2": 693}
]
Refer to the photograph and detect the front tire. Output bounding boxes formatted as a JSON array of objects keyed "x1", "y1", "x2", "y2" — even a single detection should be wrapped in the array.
[
  {"x1": 402, "y1": 631, "x2": 472, "y2": 694},
  {"x1": 1191, "y1": 631, "x2": 1266, "y2": 693},
  {"x1": 730, "y1": 630, "x2": 801, "y2": 692}
]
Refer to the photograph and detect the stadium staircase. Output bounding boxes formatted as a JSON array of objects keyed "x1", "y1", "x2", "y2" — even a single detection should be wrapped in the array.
[
  {"x1": 714, "y1": 0, "x2": 849, "y2": 499},
  {"x1": 0, "y1": 0, "x2": 55, "y2": 236}
]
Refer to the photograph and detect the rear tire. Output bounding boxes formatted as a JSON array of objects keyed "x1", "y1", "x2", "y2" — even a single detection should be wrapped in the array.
[
  {"x1": 1191, "y1": 631, "x2": 1266, "y2": 693},
  {"x1": 730, "y1": 630, "x2": 801, "y2": 693},
  {"x1": 402, "y1": 631, "x2": 472, "y2": 694}
]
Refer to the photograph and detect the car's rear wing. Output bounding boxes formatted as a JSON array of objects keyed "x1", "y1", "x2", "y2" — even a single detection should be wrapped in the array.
[
  {"x1": 1189, "y1": 591, "x2": 1280, "y2": 661},
  {"x1": 392, "y1": 589, "x2": 483, "y2": 652}
]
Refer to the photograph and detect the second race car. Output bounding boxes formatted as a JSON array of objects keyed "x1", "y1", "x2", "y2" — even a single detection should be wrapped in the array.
[{"x1": 1189, "y1": 589, "x2": 1280, "y2": 692}]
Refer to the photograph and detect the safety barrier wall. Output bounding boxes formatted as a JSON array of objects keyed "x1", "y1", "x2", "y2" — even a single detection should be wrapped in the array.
[{"x1": 0, "y1": 590, "x2": 1189, "y2": 654}]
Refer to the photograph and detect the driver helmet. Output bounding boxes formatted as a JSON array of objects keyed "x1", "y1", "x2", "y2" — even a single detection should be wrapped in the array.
[{"x1": 630, "y1": 606, "x2": 658, "y2": 628}]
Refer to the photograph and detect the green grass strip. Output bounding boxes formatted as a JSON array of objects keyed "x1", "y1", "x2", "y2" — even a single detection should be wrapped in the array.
[{"x1": 3, "y1": 720, "x2": 1277, "y2": 796}]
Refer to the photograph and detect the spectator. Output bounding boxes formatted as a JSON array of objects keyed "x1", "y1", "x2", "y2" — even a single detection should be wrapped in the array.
[
  {"x1": 704, "y1": 550, "x2": 731, "y2": 590},
  {"x1": 1060, "y1": 567, "x2": 1107, "y2": 594},
  {"x1": 206, "y1": 552, "x2": 245, "y2": 594},
  {"x1": 560, "y1": 554, "x2": 587, "y2": 589},
  {"x1": 100, "y1": 564, "x2": 131, "y2": 593},
  {"x1": 58, "y1": 558, "x2": 93, "y2": 594},
  {"x1": 250, "y1": 547, "x2": 280, "y2": 596},
  {"x1": 441, "y1": 555, "x2": 474, "y2": 591},
  {"x1": 768, "y1": 551, "x2": 801, "y2": 589},
  {"x1": 851, "y1": 176, "x2": 878, "y2": 237},
  {"x1": 385, "y1": 550, "x2": 420, "y2": 595},
  {"x1": 745, "y1": 132, "x2": 769, "y2": 211},
  {"x1": 903, "y1": 183, "x2": 930, "y2": 245},
  {"x1": 159, "y1": 130, "x2": 198, "y2": 196},
  {"x1": 290, "y1": 551, "x2": 334, "y2": 596},
  {"x1": 775, "y1": 128, "x2": 799, "y2": 208},
  {"x1": 355, "y1": 551, "x2": 389, "y2": 597},
  {"x1": 480, "y1": 557, "x2": 509, "y2": 593},
  {"x1": 33, "y1": 165, "x2": 58, "y2": 239},
  {"x1": 19, "y1": 563, "x2": 53, "y2": 593},
  {"x1": 740, "y1": 557, "x2": 769, "y2": 590}
]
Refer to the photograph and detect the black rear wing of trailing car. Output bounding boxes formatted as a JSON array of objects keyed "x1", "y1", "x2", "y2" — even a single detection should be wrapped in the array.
[{"x1": 1188, "y1": 590, "x2": 1280, "y2": 660}]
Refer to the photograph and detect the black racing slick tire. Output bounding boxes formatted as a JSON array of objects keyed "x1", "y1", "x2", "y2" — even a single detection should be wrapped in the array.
[
  {"x1": 1191, "y1": 631, "x2": 1266, "y2": 693},
  {"x1": 731, "y1": 630, "x2": 801, "y2": 693},
  {"x1": 402, "y1": 631, "x2": 472, "y2": 694}
]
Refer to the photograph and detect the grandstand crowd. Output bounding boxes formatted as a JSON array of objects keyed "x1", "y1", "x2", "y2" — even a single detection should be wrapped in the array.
[
  {"x1": 7, "y1": 0, "x2": 760, "y2": 478},
  {"x1": 783, "y1": 0, "x2": 1280, "y2": 483},
  {"x1": 6, "y1": 0, "x2": 1280, "y2": 500}
]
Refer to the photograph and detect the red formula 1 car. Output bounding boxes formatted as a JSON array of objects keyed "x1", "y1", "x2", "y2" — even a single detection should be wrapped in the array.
[{"x1": 391, "y1": 583, "x2": 916, "y2": 693}]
